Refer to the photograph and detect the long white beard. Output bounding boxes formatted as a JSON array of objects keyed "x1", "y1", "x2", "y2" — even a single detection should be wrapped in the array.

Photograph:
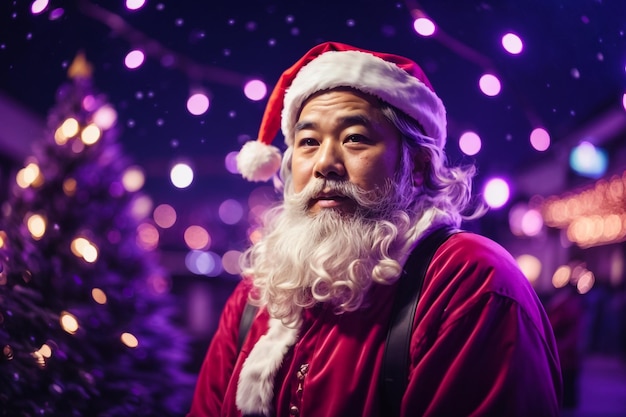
[{"x1": 241, "y1": 177, "x2": 426, "y2": 326}]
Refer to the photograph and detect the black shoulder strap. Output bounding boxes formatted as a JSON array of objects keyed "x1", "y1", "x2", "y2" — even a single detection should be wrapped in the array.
[
  {"x1": 238, "y1": 301, "x2": 259, "y2": 352},
  {"x1": 381, "y1": 225, "x2": 459, "y2": 416}
]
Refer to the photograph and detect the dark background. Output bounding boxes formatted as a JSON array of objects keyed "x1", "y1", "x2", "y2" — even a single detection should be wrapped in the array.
[{"x1": 1, "y1": 1, "x2": 625, "y2": 412}]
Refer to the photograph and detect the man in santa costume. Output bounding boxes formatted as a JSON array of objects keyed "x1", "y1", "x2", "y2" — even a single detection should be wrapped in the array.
[{"x1": 188, "y1": 42, "x2": 562, "y2": 417}]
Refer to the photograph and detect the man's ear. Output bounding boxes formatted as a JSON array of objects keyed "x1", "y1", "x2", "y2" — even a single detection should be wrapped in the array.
[{"x1": 412, "y1": 150, "x2": 429, "y2": 187}]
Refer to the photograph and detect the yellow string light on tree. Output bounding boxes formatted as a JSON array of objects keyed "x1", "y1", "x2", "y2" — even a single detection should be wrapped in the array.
[
  {"x1": 25, "y1": 213, "x2": 47, "y2": 240},
  {"x1": 59, "y1": 311, "x2": 79, "y2": 334},
  {"x1": 91, "y1": 288, "x2": 107, "y2": 304},
  {"x1": 55, "y1": 117, "x2": 80, "y2": 145},
  {"x1": 122, "y1": 166, "x2": 145, "y2": 192},
  {"x1": 63, "y1": 178, "x2": 77, "y2": 196},
  {"x1": 16, "y1": 161, "x2": 43, "y2": 188},
  {"x1": 120, "y1": 332, "x2": 139, "y2": 348},
  {"x1": 31, "y1": 343, "x2": 53, "y2": 368},
  {"x1": 70, "y1": 236, "x2": 99, "y2": 263},
  {"x1": 80, "y1": 123, "x2": 101, "y2": 145}
]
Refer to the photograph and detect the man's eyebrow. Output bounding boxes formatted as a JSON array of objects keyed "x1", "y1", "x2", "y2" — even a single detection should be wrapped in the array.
[
  {"x1": 294, "y1": 114, "x2": 372, "y2": 133},
  {"x1": 294, "y1": 120, "x2": 317, "y2": 133}
]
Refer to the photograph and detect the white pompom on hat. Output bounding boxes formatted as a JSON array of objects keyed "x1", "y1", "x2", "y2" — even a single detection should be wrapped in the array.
[{"x1": 236, "y1": 41, "x2": 447, "y2": 182}]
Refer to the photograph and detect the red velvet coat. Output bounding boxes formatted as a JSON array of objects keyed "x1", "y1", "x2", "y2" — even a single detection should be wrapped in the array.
[{"x1": 188, "y1": 232, "x2": 562, "y2": 416}]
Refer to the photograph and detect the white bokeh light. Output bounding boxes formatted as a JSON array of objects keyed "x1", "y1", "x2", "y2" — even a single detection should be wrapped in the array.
[
  {"x1": 483, "y1": 178, "x2": 510, "y2": 209},
  {"x1": 170, "y1": 162, "x2": 194, "y2": 188}
]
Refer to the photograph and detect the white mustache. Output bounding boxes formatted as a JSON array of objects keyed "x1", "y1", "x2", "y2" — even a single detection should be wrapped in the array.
[{"x1": 286, "y1": 178, "x2": 398, "y2": 216}]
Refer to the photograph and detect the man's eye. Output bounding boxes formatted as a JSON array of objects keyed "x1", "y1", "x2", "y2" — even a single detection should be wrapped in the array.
[
  {"x1": 345, "y1": 134, "x2": 366, "y2": 143},
  {"x1": 298, "y1": 138, "x2": 318, "y2": 147}
]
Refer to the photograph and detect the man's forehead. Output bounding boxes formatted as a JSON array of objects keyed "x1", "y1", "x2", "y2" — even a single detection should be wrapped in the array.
[
  {"x1": 301, "y1": 86, "x2": 381, "y2": 107},
  {"x1": 293, "y1": 89, "x2": 387, "y2": 130},
  {"x1": 294, "y1": 114, "x2": 374, "y2": 133}
]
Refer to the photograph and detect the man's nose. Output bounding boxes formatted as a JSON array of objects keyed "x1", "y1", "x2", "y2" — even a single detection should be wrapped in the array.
[{"x1": 314, "y1": 140, "x2": 346, "y2": 179}]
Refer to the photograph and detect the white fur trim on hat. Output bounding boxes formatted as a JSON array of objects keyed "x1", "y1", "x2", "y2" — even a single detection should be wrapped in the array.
[
  {"x1": 236, "y1": 317, "x2": 299, "y2": 416},
  {"x1": 236, "y1": 140, "x2": 282, "y2": 182},
  {"x1": 282, "y1": 50, "x2": 446, "y2": 148}
]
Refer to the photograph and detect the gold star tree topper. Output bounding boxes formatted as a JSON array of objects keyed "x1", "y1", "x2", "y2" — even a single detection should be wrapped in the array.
[{"x1": 67, "y1": 51, "x2": 94, "y2": 79}]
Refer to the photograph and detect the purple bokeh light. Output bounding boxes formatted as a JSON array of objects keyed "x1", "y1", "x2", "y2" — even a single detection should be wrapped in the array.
[
  {"x1": 502, "y1": 33, "x2": 524, "y2": 54},
  {"x1": 530, "y1": 127, "x2": 550, "y2": 152},
  {"x1": 49, "y1": 8, "x2": 64, "y2": 20},
  {"x1": 458, "y1": 131, "x2": 482, "y2": 156},
  {"x1": 31, "y1": 0, "x2": 48, "y2": 15},
  {"x1": 413, "y1": 17, "x2": 436, "y2": 36},
  {"x1": 218, "y1": 199, "x2": 243, "y2": 225},
  {"x1": 186, "y1": 92, "x2": 210, "y2": 116},
  {"x1": 243, "y1": 79, "x2": 267, "y2": 101},
  {"x1": 224, "y1": 151, "x2": 239, "y2": 175},
  {"x1": 125, "y1": 0, "x2": 146, "y2": 11},
  {"x1": 479, "y1": 74, "x2": 501, "y2": 97},
  {"x1": 124, "y1": 50, "x2": 145, "y2": 70}
]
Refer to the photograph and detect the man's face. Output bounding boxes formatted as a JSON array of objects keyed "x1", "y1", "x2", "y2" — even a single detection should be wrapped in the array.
[{"x1": 290, "y1": 89, "x2": 402, "y2": 214}]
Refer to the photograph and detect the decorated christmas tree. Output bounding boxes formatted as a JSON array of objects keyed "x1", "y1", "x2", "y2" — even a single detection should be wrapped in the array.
[{"x1": 0, "y1": 53, "x2": 193, "y2": 416}]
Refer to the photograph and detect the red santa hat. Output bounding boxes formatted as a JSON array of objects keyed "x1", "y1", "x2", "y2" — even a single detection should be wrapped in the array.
[{"x1": 236, "y1": 41, "x2": 447, "y2": 182}]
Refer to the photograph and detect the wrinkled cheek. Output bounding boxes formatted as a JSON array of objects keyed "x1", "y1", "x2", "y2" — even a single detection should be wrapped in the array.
[
  {"x1": 291, "y1": 162, "x2": 312, "y2": 193},
  {"x1": 353, "y1": 163, "x2": 387, "y2": 191}
]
